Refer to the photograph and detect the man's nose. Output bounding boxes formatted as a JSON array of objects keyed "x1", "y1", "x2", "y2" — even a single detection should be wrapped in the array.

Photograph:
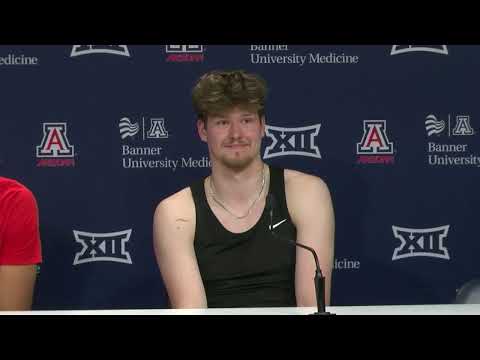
[{"x1": 228, "y1": 121, "x2": 242, "y2": 138}]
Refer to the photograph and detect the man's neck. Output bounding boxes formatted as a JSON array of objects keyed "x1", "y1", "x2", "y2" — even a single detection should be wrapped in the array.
[{"x1": 209, "y1": 160, "x2": 267, "y2": 205}]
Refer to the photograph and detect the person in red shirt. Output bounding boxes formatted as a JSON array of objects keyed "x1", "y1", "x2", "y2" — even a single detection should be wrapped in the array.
[{"x1": 0, "y1": 176, "x2": 42, "y2": 310}]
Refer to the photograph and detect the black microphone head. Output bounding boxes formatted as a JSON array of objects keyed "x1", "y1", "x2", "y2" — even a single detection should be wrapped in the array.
[{"x1": 266, "y1": 193, "x2": 276, "y2": 212}]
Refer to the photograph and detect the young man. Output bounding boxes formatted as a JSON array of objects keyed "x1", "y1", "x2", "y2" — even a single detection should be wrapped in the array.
[
  {"x1": 0, "y1": 176, "x2": 42, "y2": 310},
  {"x1": 153, "y1": 70, "x2": 334, "y2": 308}
]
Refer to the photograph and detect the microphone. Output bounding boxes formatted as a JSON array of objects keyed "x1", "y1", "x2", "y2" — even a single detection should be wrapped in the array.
[{"x1": 266, "y1": 193, "x2": 333, "y2": 315}]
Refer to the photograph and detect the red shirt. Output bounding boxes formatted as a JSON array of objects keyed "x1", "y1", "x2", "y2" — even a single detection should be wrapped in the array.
[{"x1": 0, "y1": 177, "x2": 42, "y2": 265}]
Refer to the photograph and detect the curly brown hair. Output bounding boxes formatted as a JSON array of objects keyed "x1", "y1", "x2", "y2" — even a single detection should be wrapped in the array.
[{"x1": 192, "y1": 70, "x2": 268, "y2": 122}]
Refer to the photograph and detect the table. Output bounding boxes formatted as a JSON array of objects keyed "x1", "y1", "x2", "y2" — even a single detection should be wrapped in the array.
[{"x1": 2, "y1": 304, "x2": 479, "y2": 315}]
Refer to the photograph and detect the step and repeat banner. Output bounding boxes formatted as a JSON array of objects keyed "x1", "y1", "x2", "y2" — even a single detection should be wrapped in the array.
[{"x1": 1, "y1": 45, "x2": 479, "y2": 309}]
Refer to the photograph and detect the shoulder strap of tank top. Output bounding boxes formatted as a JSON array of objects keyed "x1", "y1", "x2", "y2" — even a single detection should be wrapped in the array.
[
  {"x1": 190, "y1": 178, "x2": 208, "y2": 211},
  {"x1": 268, "y1": 166, "x2": 291, "y2": 219}
]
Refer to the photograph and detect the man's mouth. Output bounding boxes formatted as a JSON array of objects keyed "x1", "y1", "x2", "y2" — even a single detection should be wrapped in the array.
[{"x1": 225, "y1": 143, "x2": 249, "y2": 149}]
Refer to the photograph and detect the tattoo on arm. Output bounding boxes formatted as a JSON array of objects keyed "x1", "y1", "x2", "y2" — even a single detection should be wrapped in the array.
[{"x1": 175, "y1": 218, "x2": 189, "y2": 230}]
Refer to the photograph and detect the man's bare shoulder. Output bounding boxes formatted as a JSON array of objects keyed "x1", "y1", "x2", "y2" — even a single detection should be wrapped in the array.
[
  {"x1": 283, "y1": 169, "x2": 334, "y2": 226},
  {"x1": 153, "y1": 186, "x2": 196, "y2": 247},
  {"x1": 154, "y1": 186, "x2": 195, "y2": 221},
  {"x1": 284, "y1": 168, "x2": 329, "y2": 194}
]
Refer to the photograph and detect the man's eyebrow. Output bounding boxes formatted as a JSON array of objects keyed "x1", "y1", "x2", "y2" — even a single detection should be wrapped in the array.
[{"x1": 175, "y1": 218, "x2": 189, "y2": 223}]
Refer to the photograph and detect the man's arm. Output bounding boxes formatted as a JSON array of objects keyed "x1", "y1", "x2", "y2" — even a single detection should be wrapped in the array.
[
  {"x1": 285, "y1": 170, "x2": 335, "y2": 307},
  {"x1": 153, "y1": 188, "x2": 208, "y2": 308},
  {"x1": 0, "y1": 265, "x2": 37, "y2": 310},
  {"x1": 0, "y1": 185, "x2": 41, "y2": 311}
]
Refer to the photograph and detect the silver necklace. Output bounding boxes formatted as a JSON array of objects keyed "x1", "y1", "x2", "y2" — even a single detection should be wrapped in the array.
[{"x1": 209, "y1": 166, "x2": 266, "y2": 220}]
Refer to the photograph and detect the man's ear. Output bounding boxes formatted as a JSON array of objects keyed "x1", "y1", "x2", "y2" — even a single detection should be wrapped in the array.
[
  {"x1": 197, "y1": 119, "x2": 208, "y2": 142},
  {"x1": 260, "y1": 115, "x2": 266, "y2": 138}
]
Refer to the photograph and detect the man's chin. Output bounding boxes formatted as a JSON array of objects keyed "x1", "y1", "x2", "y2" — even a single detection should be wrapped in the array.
[{"x1": 220, "y1": 156, "x2": 255, "y2": 171}]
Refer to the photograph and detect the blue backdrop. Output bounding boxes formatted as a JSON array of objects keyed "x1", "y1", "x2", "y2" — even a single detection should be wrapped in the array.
[{"x1": 1, "y1": 45, "x2": 478, "y2": 309}]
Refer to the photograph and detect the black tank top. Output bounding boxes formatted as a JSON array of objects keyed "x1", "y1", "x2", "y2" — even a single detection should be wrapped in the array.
[{"x1": 191, "y1": 166, "x2": 297, "y2": 308}]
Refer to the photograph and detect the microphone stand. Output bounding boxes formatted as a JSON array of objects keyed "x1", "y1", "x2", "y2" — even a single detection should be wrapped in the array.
[{"x1": 267, "y1": 194, "x2": 333, "y2": 315}]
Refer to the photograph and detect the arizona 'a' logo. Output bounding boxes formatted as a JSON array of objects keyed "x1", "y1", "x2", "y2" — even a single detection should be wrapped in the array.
[
  {"x1": 166, "y1": 45, "x2": 204, "y2": 62},
  {"x1": 390, "y1": 45, "x2": 448, "y2": 55},
  {"x1": 357, "y1": 120, "x2": 393, "y2": 154},
  {"x1": 36, "y1": 123, "x2": 75, "y2": 167},
  {"x1": 146, "y1": 118, "x2": 168, "y2": 139},
  {"x1": 356, "y1": 120, "x2": 394, "y2": 164},
  {"x1": 263, "y1": 124, "x2": 321, "y2": 159},
  {"x1": 452, "y1": 115, "x2": 474, "y2": 135},
  {"x1": 37, "y1": 123, "x2": 74, "y2": 157},
  {"x1": 73, "y1": 229, "x2": 133, "y2": 265},
  {"x1": 166, "y1": 45, "x2": 203, "y2": 53},
  {"x1": 70, "y1": 45, "x2": 130, "y2": 57},
  {"x1": 392, "y1": 225, "x2": 450, "y2": 260}
]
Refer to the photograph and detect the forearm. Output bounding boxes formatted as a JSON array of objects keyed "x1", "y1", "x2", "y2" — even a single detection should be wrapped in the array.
[{"x1": 0, "y1": 265, "x2": 37, "y2": 311}]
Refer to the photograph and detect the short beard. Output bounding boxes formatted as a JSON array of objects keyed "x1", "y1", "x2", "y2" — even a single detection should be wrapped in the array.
[{"x1": 218, "y1": 152, "x2": 257, "y2": 172}]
